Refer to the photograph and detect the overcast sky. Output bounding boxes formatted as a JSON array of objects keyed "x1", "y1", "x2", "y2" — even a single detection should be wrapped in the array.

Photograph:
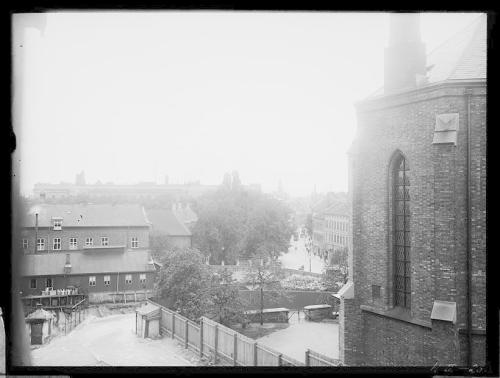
[{"x1": 13, "y1": 11, "x2": 482, "y2": 197}]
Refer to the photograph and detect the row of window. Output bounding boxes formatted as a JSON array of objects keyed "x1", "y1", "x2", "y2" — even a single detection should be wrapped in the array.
[
  {"x1": 29, "y1": 274, "x2": 147, "y2": 289},
  {"x1": 23, "y1": 237, "x2": 140, "y2": 251},
  {"x1": 326, "y1": 219, "x2": 349, "y2": 232},
  {"x1": 326, "y1": 233, "x2": 348, "y2": 245}
]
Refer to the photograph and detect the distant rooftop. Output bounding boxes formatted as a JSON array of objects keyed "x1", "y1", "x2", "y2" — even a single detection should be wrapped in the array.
[
  {"x1": 23, "y1": 204, "x2": 149, "y2": 228},
  {"x1": 145, "y1": 208, "x2": 192, "y2": 236}
]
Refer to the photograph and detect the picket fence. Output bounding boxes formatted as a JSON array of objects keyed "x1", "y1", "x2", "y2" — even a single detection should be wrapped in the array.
[{"x1": 148, "y1": 299, "x2": 340, "y2": 366}]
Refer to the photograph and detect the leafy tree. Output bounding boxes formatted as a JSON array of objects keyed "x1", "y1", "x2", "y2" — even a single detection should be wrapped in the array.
[
  {"x1": 192, "y1": 186, "x2": 294, "y2": 264},
  {"x1": 156, "y1": 248, "x2": 211, "y2": 321},
  {"x1": 244, "y1": 256, "x2": 287, "y2": 325},
  {"x1": 205, "y1": 269, "x2": 245, "y2": 326},
  {"x1": 149, "y1": 231, "x2": 175, "y2": 260},
  {"x1": 322, "y1": 246, "x2": 349, "y2": 290}
]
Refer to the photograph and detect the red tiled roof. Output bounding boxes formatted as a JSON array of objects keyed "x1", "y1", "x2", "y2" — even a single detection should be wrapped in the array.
[
  {"x1": 145, "y1": 208, "x2": 192, "y2": 236},
  {"x1": 23, "y1": 204, "x2": 149, "y2": 228},
  {"x1": 20, "y1": 249, "x2": 156, "y2": 276}
]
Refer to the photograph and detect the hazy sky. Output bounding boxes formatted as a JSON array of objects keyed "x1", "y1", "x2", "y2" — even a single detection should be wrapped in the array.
[{"x1": 13, "y1": 12, "x2": 482, "y2": 197}]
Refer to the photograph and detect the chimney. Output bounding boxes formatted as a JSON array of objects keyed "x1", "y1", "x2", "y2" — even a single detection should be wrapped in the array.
[
  {"x1": 384, "y1": 13, "x2": 426, "y2": 94},
  {"x1": 64, "y1": 253, "x2": 71, "y2": 274}
]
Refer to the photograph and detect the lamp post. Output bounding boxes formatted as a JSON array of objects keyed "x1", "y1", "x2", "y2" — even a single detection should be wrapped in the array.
[{"x1": 34, "y1": 212, "x2": 39, "y2": 254}]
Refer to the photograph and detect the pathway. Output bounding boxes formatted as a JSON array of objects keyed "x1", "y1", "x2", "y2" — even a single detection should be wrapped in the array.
[{"x1": 29, "y1": 312, "x2": 198, "y2": 366}]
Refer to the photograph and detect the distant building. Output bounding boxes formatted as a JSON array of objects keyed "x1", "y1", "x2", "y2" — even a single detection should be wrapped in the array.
[
  {"x1": 171, "y1": 202, "x2": 198, "y2": 231},
  {"x1": 322, "y1": 202, "x2": 351, "y2": 258},
  {"x1": 311, "y1": 193, "x2": 350, "y2": 259},
  {"x1": 33, "y1": 175, "x2": 261, "y2": 202},
  {"x1": 339, "y1": 15, "x2": 486, "y2": 366},
  {"x1": 33, "y1": 181, "x2": 220, "y2": 201},
  {"x1": 145, "y1": 207, "x2": 192, "y2": 250}
]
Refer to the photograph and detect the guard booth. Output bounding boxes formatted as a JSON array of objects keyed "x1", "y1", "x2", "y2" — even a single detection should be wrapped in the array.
[
  {"x1": 135, "y1": 303, "x2": 160, "y2": 339},
  {"x1": 25, "y1": 305, "x2": 54, "y2": 345}
]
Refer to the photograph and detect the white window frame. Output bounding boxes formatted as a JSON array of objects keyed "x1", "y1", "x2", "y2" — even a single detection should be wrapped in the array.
[
  {"x1": 101, "y1": 237, "x2": 109, "y2": 246},
  {"x1": 131, "y1": 237, "x2": 139, "y2": 249},
  {"x1": 69, "y1": 237, "x2": 78, "y2": 250},
  {"x1": 125, "y1": 274, "x2": 132, "y2": 284},
  {"x1": 53, "y1": 219, "x2": 62, "y2": 231},
  {"x1": 89, "y1": 276, "x2": 96, "y2": 286},
  {"x1": 53, "y1": 238, "x2": 61, "y2": 250},
  {"x1": 30, "y1": 279, "x2": 37, "y2": 289},
  {"x1": 104, "y1": 275, "x2": 111, "y2": 286},
  {"x1": 37, "y1": 238, "x2": 45, "y2": 251},
  {"x1": 22, "y1": 239, "x2": 29, "y2": 249},
  {"x1": 139, "y1": 274, "x2": 146, "y2": 283},
  {"x1": 85, "y1": 237, "x2": 93, "y2": 247}
]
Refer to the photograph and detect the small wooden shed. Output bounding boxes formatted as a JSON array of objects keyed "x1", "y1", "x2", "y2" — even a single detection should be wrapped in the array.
[
  {"x1": 135, "y1": 303, "x2": 161, "y2": 339},
  {"x1": 303, "y1": 304, "x2": 333, "y2": 321},
  {"x1": 25, "y1": 305, "x2": 54, "y2": 345}
]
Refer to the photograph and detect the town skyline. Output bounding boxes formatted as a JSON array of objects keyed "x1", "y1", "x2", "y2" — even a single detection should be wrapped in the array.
[{"x1": 13, "y1": 12, "x2": 481, "y2": 198}]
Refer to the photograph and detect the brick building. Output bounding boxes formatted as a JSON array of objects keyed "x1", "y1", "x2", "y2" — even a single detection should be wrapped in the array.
[
  {"x1": 18, "y1": 204, "x2": 157, "y2": 303},
  {"x1": 145, "y1": 207, "x2": 193, "y2": 250},
  {"x1": 338, "y1": 14, "x2": 486, "y2": 366},
  {"x1": 20, "y1": 204, "x2": 150, "y2": 254},
  {"x1": 19, "y1": 250, "x2": 157, "y2": 303}
]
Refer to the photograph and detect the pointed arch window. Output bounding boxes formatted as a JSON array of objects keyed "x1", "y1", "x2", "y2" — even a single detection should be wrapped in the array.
[{"x1": 393, "y1": 155, "x2": 411, "y2": 309}]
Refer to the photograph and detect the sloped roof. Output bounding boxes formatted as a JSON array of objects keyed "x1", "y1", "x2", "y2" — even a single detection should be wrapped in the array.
[
  {"x1": 23, "y1": 204, "x2": 149, "y2": 228},
  {"x1": 367, "y1": 15, "x2": 486, "y2": 99},
  {"x1": 145, "y1": 208, "x2": 192, "y2": 236},
  {"x1": 26, "y1": 307, "x2": 53, "y2": 320},
  {"x1": 173, "y1": 204, "x2": 198, "y2": 224},
  {"x1": 20, "y1": 250, "x2": 156, "y2": 276}
]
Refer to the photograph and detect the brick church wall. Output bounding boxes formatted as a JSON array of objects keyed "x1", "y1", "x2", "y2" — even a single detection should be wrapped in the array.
[{"x1": 341, "y1": 84, "x2": 486, "y2": 366}]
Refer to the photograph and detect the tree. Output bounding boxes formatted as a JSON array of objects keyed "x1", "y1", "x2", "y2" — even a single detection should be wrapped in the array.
[
  {"x1": 156, "y1": 248, "x2": 211, "y2": 321},
  {"x1": 305, "y1": 213, "x2": 313, "y2": 238},
  {"x1": 222, "y1": 172, "x2": 232, "y2": 190},
  {"x1": 149, "y1": 231, "x2": 175, "y2": 260},
  {"x1": 322, "y1": 246, "x2": 349, "y2": 291},
  {"x1": 205, "y1": 269, "x2": 245, "y2": 326},
  {"x1": 231, "y1": 170, "x2": 241, "y2": 191},
  {"x1": 192, "y1": 188, "x2": 294, "y2": 264},
  {"x1": 244, "y1": 256, "x2": 287, "y2": 325}
]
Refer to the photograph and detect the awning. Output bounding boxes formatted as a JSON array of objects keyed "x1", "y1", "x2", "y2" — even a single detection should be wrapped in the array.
[{"x1": 332, "y1": 280, "x2": 354, "y2": 300}]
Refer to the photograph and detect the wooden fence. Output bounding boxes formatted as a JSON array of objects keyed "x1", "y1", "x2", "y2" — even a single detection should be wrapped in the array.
[
  {"x1": 149, "y1": 299, "x2": 340, "y2": 366},
  {"x1": 63, "y1": 298, "x2": 87, "y2": 335},
  {"x1": 306, "y1": 348, "x2": 341, "y2": 366}
]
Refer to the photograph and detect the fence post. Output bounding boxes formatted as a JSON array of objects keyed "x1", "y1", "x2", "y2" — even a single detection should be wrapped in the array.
[
  {"x1": 199, "y1": 318, "x2": 204, "y2": 358},
  {"x1": 277, "y1": 353, "x2": 282, "y2": 366},
  {"x1": 214, "y1": 324, "x2": 218, "y2": 364},
  {"x1": 233, "y1": 333, "x2": 238, "y2": 366},
  {"x1": 172, "y1": 313, "x2": 175, "y2": 339},
  {"x1": 305, "y1": 349, "x2": 310, "y2": 366},
  {"x1": 184, "y1": 319, "x2": 188, "y2": 349},
  {"x1": 253, "y1": 342, "x2": 258, "y2": 366}
]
